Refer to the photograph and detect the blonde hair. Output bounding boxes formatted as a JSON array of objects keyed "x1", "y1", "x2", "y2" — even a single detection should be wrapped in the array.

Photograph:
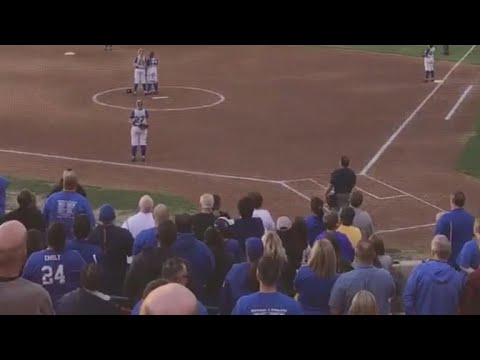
[
  {"x1": 138, "y1": 195, "x2": 154, "y2": 213},
  {"x1": 348, "y1": 290, "x2": 378, "y2": 315},
  {"x1": 307, "y1": 239, "x2": 337, "y2": 278},
  {"x1": 262, "y1": 231, "x2": 288, "y2": 264},
  {"x1": 62, "y1": 170, "x2": 78, "y2": 191},
  {"x1": 199, "y1": 194, "x2": 214, "y2": 210}
]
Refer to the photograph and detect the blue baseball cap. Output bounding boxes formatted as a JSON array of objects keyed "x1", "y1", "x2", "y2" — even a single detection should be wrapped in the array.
[
  {"x1": 245, "y1": 237, "x2": 263, "y2": 261},
  {"x1": 99, "y1": 204, "x2": 116, "y2": 222}
]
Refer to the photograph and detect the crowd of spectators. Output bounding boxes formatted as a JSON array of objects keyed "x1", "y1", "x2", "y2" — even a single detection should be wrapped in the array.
[{"x1": 0, "y1": 158, "x2": 479, "y2": 315}]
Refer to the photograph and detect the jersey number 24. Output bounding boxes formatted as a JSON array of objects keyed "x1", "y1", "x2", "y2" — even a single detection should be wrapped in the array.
[{"x1": 41, "y1": 265, "x2": 66, "y2": 285}]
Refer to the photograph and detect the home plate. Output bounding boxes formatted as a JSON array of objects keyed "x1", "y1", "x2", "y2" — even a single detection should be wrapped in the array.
[
  {"x1": 152, "y1": 96, "x2": 169, "y2": 99},
  {"x1": 64, "y1": 52, "x2": 76, "y2": 56},
  {"x1": 434, "y1": 80, "x2": 444, "y2": 84}
]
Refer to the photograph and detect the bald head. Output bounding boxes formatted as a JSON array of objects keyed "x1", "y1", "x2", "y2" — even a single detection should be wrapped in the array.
[
  {"x1": 0, "y1": 221, "x2": 27, "y2": 277},
  {"x1": 431, "y1": 235, "x2": 451, "y2": 260},
  {"x1": 140, "y1": 283, "x2": 198, "y2": 315},
  {"x1": 355, "y1": 240, "x2": 376, "y2": 264},
  {"x1": 154, "y1": 204, "x2": 169, "y2": 225},
  {"x1": 139, "y1": 195, "x2": 154, "y2": 213}
]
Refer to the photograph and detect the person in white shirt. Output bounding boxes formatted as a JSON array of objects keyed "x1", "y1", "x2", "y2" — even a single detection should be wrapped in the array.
[
  {"x1": 122, "y1": 195, "x2": 155, "y2": 239},
  {"x1": 248, "y1": 192, "x2": 275, "y2": 232}
]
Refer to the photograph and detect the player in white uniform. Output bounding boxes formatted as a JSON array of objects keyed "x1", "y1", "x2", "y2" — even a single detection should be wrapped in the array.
[
  {"x1": 423, "y1": 45, "x2": 435, "y2": 82},
  {"x1": 146, "y1": 51, "x2": 159, "y2": 95},
  {"x1": 133, "y1": 49, "x2": 147, "y2": 95},
  {"x1": 129, "y1": 100, "x2": 149, "y2": 162}
]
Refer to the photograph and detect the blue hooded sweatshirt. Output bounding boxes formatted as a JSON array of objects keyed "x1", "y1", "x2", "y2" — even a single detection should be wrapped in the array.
[
  {"x1": 171, "y1": 232, "x2": 215, "y2": 302},
  {"x1": 65, "y1": 238, "x2": 102, "y2": 264},
  {"x1": 305, "y1": 215, "x2": 325, "y2": 246},
  {"x1": 133, "y1": 227, "x2": 157, "y2": 255},
  {"x1": 403, "y1": 259, "x2": 464, "y2": 315},
  {"x1": 315, "y1": 231, "x2": 354, "y2": 263}
]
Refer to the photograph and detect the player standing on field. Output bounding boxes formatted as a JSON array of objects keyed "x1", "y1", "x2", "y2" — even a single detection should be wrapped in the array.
[
  {"x1": 423, "y1": 45, "x2": 435, "y2": 82},
  {"x1": 146, "y1": 51, "x2": 159, "y2": 95},
  {"x1": 133, "y1": 49, "x2": 148, "y2": 95},
  {"x1": 130, "y1": 100, "x2": 149, "y2": 162}
]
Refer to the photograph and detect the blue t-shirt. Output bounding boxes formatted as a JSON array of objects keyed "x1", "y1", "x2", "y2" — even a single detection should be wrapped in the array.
[
  {"x1": 42, "y1": 191, "x2": 95, "y2": 238},
  {"x1": 232, "y1": 291, "x2": 303, "y2": 315},
  {"x1": 305, "y1": 215, "x2": 325, "y2": 246},
  {"x1": 22, "y1": 248, "x2": 86, "y2": 308},
  {"x1": 294, "y1": 266, "x2": 339, "y2": 315},
  {"x1": 0, "y1": 176, "x2": 9, "y2": 217},
  {"x1": 133, "y1": 227, "x2": 157, "y2": 255},
  {"x1": 457, "y1": 239, "x2": 480, "y2": 270},
  {"x1": 316, "y1": 230, "x2": 354, "y2": 263},
  {"x1": 65, "y1": 239, "x2": 102, "y2": 264}
]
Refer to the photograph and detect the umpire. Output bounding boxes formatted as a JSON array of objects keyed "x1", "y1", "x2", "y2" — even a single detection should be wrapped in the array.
[{"x1": 324, "y1": 156, "x2": 357, "y2": 211}]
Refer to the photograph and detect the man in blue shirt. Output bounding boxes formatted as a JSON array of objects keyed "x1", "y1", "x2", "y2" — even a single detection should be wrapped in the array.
[
  {"x1": 232, "y1": 255, "x2": 303, "y2": 315},
  {"x1": 403, "y1": 235, "x2": 464, "y2": 315},
  {"x1": 315, "y1": 212, "x2": 354, "y2": 263},
  {"x1": 0, "y1": 175, "x2": 9, "y2": 217},
  {"x1": 42, "y1": 170, "x2": 95, "y2": 239},
  {"x1": 329, "y1": 240, "x2": 395, "y2": 315},
  {"x1": 457, "y1": 218, "x2": 480, "y2": 274},
  {"x1": 304, "y1": 197, "x2": 325, "y2": 246},
  {"x1": 435, "y1": 191, "x2": 474, "y2": 267}
]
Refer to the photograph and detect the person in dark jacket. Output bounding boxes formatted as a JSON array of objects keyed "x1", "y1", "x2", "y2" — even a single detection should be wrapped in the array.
[
  {"x1": 213, "y1": 194, "x2": 230, "y2": 219},
  {"x1": 172, "y1": 213, "x2": 215, "y2": 302},
  {"x1": 56, "y1": 263, "x2": 126, "y2": 315},
  {"x1": 220, "y1": 237, "x2": 263, "y2": 314},
  {"x1": 278, "y1": 216, "x2": 308, "y2": 270},
  {"x1": 459, "y1": 267, "x2": 480, "y2": 315},
  {"x1": 232, "y1": 196, "x2": 264, "y2": 250},
  {"x1": 26, "y1": 229, "x2": 46, "y2": 258},
  {"x1": 204, "y1": 226, "x2": 234, "y2": 307},
  {"x1": 191, "y1": 193, "x2": 216, "y2": 242},
  {"x1": 214, "y1": 217, "x2": 243, "y2": 263},
  {"x1": 123, "y1": 220, "x2": 177, "y2": 303},
  {"x1": 403, "y1": 235, "x2": 464, "y2": 315},
  {"x1": 87, "y1": 204, "x2": 134, "y2": 296},
  {"x1": 0, "y1": 189, "x2": 46, "y2": 232},
  {"x1": 304, "y1": 197, "x2": 325, "y2": 246},
  {"x1": 65, "y1": 214, "x2": 101, "y2": 264}
]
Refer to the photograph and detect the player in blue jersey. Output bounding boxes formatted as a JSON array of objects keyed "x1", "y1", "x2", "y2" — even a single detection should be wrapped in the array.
[
  {"x1": 22, "y1": 222, "x2": 86, "y2": 309},
  {"x1": 42, "y1": 170, "x2": 95, "y2": 239}
]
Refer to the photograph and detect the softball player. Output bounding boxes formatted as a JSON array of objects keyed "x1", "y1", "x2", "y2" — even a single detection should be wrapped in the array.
[
  {"x1": 423, "y1": 45, "x2": 435, "y2": 82},
  {"x1": 133, "y1": 49, "x2": 147, "y2": 95},
  {"x1": 129, "y1": 100, "x2": 149, "y2": 162},
  {"x1": 146, "y1": 51, "x2": 159, "y2": 94}
]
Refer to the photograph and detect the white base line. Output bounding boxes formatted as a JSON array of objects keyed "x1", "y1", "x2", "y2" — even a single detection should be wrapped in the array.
[
  {"x1": 374, "y1": 223, "x2": 435, "y2": 235},
  {"x1": 445, "y1": 85, "x2": 474, "y2": 120},
  {"x1": 363, "y1": 174, "x2": 445, "y2": 212},
  {"x1": 280, "y1": 182, "x2": 311, "y2": 201},
  {"x1": 0, "y1": 148, "x2": 280, "y2": 185},
  {"x1": 360, "y1": 45, "x2": 477, "y2": 175}
]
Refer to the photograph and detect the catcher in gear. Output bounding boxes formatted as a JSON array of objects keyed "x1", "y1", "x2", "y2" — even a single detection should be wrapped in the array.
[{"x1": 129, "y1": 100, "x2": 149, "y2": 162}]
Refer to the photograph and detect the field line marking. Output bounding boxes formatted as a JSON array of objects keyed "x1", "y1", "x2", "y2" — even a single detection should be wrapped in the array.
[
  {"x1": 363, "y1": 175, "x2": 445, "y2": 212},
  {"x1": 360, "y1": 45, "x2": 477, "y2": 175},
  {"x1": 308, "y1": 178, "x2": 382, "y2": 200},
  {"x1": 152, "y1": 96, "x2": 169, "y2": 100},
  {"x1": 379, "y1": 195, "x2": 409, "y2": 200},
  {"x1": 445, "y1": 85, "x2": 474, "y2": 120},
  {"x1": 374, "y1": 223, "x2": 435, "y2": 235},
  {"x1": 280, "y1": 182, "x2": 311, "y2": 201},
  {"x1": 0, "y1": 148, "x2": 281, "y2": 184}
]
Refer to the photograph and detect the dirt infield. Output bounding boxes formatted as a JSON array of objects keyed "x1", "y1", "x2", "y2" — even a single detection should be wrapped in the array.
[{"x1": 0, "y1": 45, "x2": 479, "y2": 257}]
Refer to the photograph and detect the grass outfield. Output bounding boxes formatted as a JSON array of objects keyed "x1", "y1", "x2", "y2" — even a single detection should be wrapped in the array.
[
  {"x1": 4, "y1": 175, "x2": 195, "y2": 218},
  {"x1": 326, "y1": 45, "x2": 480, "y2": 64},
  {"x1": 457, "y1": 110, "x2": 480, "y2": 178}
]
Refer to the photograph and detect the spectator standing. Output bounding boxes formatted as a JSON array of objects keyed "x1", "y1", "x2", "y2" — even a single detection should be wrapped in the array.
[
  {"x1": 456, "y1": 218, "x2": 480, "y2": 274},
  {"x1": 42, "y1": 170, "x2": 95, "y2": 239},
  {"x1": 435, "y1": 191, "x2": 474, "y2": 267},
  {"x1": 249, "y1": 192, "x2": 275, "y2": 232},
  {"x1": 122, "y1": 195, "x2": 155, "y2": 239},
  {"x1": 172, "y1": 213, "x2": 215, "y2": 302},
  {"x1": 459, "y1": 267, "x2": 480, "y2": 315},
  {"x1": 324, "y1": 156, "x2": 356, "y2": 210},
  {"x1": 348, "y1": 290, "x2": 378, "y2": 315},
  {"x1": 0, "y1": 221, "x2": 53, "y2": 315},
  {"x1": 213, "y1": 194, "x2": 230, "y2": 219},
  {"x1": 1, "y1": 189, "x2": 46, "y2": 232},
  {"x1": 26, "y1": 229, "x2": 46, "y2": 258},
  {"x1": 232, "y1": 256, "x2": 303, "y2": 315},
  {"x1": 140, "y1": 283, "x2": 199, "y2": 315},
  {"x1": 350, "y1": 191, "x2": 375, "y2": 240},
  {"x1": 294, "y1": 239, "x2": 339, "y2": 315},
  {"x1": 88, "y1": 204, "x2": 134, "y2": 296},
  {"x1": 369, "y1": 234, "x2": 393, "y2": 271},
  {"x1": 0, "y1": 175, "x2": 9, "y2": 217},
  {"x1": 278, "y1": 216, "x2": 308, "y2": 270},
  {"x1": 22, "y1": 222, "x2": 86, "y2": 309},
  {"x1": 214, "y1": 217, "x2": 243, "y2": 263},
  {"x1": 329, "y1": 240, "x2": 395, "y2": 315},
  {"x1": 316, "y1": 213, "x2": 355, "y2": 263},
  {"x1": 337, "y1": 207, "x2": 362, "y2": 248},
  {"x1": 220, "y1": 237, "x2": 263, "y2": 314},
  {"x1": 192, "y1": 193, "x2": 216, "y2": 241},
  {"x1": 123, "y1": 220, "x2": 177, "y2": 303},
  {"x1": 403, "y1": 235, "x2": 464, "y2": 315},
  {"x1": 65, "y1": 214, "x2": 101, "y2": 264},
  {"x1": 324, "y1": 232, "x2": 354, "y2": 273},
  {"x1": 232, "y1": 196, "x2": 265, "y2": 250},
  {"x1": 132, "y1": 204, "x2": 169, "y2": 255},
  {"x1": 304, "y1": 197, "x2": 326, "y2": 246},
  {"x1": 56, "y1": 263, "x2": 126, "y2": 315},
  {"x1": 48, "y1": 170, "x2": 87, "y2": 198}
]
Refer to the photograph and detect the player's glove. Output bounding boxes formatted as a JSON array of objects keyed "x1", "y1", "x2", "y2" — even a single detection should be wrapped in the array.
[{"x1": 139, "y1": 124, "x2": 149, "y2": 130}]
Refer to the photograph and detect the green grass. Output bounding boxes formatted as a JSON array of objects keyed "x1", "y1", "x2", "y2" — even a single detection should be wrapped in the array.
[
  {"x1": 5, "y1": 175, "x2": 195, "y2": 214},
  {"x1": 325, "y1": 45, "x2": 480, "y2": 65},
  {"x1": 457, "y1": 111, "x2": 480, "y2": 178}
]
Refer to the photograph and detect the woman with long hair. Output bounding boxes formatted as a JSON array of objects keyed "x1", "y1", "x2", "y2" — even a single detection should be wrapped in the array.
[
  {"x1": 348, "y1": 290, "x2": 378, "y2": 315},
  {"x1": 294, "y1": 239, "x2": 339, "y2": 315}
]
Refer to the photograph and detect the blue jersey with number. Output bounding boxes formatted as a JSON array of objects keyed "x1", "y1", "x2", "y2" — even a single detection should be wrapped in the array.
[{"x1": 22, "y1": 249, "x2": 86, "y2": 308}]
